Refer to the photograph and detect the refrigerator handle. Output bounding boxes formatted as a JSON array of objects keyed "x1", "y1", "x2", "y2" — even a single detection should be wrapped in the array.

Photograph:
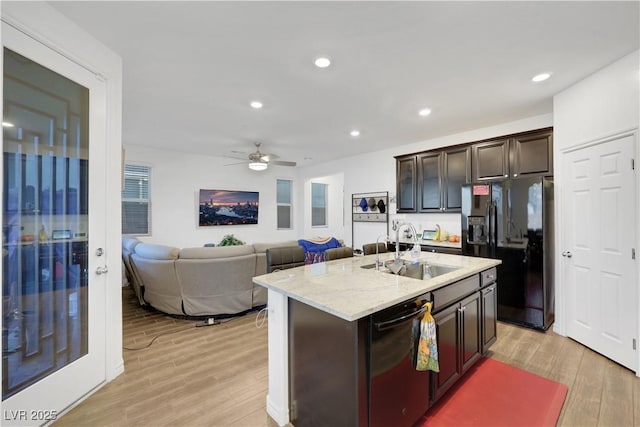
[
  {"x1": 492, "y1": 202, "x2": 498, "y2": 252},
  {"x1": 485, "y1": 200, "x2": 492, "y2": 245}
]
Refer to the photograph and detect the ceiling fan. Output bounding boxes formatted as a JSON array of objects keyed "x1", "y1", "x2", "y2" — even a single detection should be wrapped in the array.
[{"x1": 226, "y1": 142, "x2": 297, "y2": 171}]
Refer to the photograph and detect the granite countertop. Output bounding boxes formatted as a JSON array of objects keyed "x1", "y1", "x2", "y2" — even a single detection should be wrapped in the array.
[{"x1": 253, "y1": 252, "x2": 501, "y2": 322}]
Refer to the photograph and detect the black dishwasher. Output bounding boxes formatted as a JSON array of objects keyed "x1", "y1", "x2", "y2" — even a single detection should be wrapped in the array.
[{"x1": 369, "y1": 293, "x2": 431, "y2": 427}]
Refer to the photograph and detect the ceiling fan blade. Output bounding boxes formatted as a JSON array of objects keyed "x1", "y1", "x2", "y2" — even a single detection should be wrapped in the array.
[
  {"x1": 224, "y1": 153, "x2": 250, "y2": 161},
  {"x1": 224, "y1": 161, "x2": 249, "y2": 166},
  {"x1": 270, "y1": 160, "x2": 297, "y2": 167}
]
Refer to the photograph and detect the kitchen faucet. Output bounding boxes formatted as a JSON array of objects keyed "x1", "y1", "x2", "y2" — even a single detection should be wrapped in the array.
[
  {"x1": 374, "y1": 234, "x2": 390, "y2": 271},
  {"x1": 391, "y1": 219, "x2": 419, "y2": 262}
]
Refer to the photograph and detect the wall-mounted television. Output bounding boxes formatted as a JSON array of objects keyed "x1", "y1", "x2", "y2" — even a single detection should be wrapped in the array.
[{"x1": 198, "y1": 189, "x2": 259, "y2": 226}]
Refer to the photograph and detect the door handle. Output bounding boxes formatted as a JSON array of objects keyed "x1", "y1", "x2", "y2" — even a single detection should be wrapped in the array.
[
  {"x1": 96, "y1": 266, "x2": 109, "y2": 275},
  {"x1": 562, "y1": 251, "x2": 573, "y2": 258}
]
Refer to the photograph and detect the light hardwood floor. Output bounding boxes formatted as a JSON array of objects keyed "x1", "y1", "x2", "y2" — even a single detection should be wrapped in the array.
[{"x1": 54, "y1": 287, "x2": 640, "y2": 427}]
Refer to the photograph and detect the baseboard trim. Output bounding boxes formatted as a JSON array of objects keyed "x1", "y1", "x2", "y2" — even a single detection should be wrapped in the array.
[{"x1": 266, "y1": 394, "x2": 290, "y2": 427}]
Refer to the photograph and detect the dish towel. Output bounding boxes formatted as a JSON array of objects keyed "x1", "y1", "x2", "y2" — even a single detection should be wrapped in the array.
[{"x1": 416, "y1": 302, "x2": 439, "y2": 372}]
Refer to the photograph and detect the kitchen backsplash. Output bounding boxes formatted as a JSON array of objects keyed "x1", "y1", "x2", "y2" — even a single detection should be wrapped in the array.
[{"x1": 389, "y1": 212, "x2": 461, "y2": 239}]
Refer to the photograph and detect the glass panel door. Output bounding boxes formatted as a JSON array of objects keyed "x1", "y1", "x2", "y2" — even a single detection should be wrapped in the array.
[{"x1": 2, "y1": 48, "x2": 89, "y2": 399}]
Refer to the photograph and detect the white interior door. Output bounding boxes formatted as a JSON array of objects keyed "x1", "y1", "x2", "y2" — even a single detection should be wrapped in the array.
[
  {"x1": 2, "y1": 22, "x2": 107, "y2": 425},
  {"x1": 562, "y1": 133, "x2": 637, "y2": 371}
]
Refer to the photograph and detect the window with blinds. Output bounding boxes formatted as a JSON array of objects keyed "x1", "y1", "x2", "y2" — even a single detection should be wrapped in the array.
[
  {"x1": 311, "y1": 182, "x2": 327, "y2": 227},
  {"x1": 122, "y1": 164, "x2": 150, "y2": 235},
  {"x1": 277, "y1": 179, "x2": 292, "y2": 229}
]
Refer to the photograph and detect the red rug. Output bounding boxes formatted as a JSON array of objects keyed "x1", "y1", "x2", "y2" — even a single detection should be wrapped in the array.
[{"x1": 415, "y1": 358, "x2": 568, "y2": 427}]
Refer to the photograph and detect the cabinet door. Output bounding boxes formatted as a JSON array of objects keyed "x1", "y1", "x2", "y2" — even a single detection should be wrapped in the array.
[
  {"x1": 431, "y1": 304, "x2": 460, "y2": 402},
  {"x1": 481, "y1": 284, "x2": 497, "y2": 353},
  {"x1": 460, "y1": 292, "x2": 482, "y2": 373},
  {"x1": 511, "y1": 130, "x2": 553, "y2": 178},
  {"x1": 471, "y1": 138, "x2": 510, "y2": 181},
  {"x1": 443, "y1": 147, "x2": 470, "y2": 211},
  {"x1": 396, "y1": 156, "x2": 417, "y2": 212},
  {"x1": 418, "y1": 152, "x2": 442, "y2": 212}
]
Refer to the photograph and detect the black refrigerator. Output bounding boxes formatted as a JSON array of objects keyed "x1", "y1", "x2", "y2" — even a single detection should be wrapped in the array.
[{"x1": 461, "y1": 177, "x2": 554, "y2": 330}]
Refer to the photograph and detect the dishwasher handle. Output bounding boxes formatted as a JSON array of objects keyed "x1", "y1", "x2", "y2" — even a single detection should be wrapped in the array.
[{"x1": 374, "y1": 304, "x2": 429, "y2": 331}]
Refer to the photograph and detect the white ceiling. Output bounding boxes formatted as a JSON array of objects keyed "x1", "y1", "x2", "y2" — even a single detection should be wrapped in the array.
[{"x1": 49, "y1": 1, "x2": 639, "y2": 167}]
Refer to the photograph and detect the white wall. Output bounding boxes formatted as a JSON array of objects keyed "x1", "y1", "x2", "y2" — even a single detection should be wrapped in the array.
[
  {"x1": 124, "y1": 145, "x2": 300, "y2": 247},
  {"x1": 554, "y1": 50, "x2": 639, "y2": 149},
  {"x1": 553, "y1": 50, "x2": 640, "y2": 337}
]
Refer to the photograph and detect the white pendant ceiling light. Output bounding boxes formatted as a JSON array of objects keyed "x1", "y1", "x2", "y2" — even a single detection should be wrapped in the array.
[{"x1": 248, "y1": 161, "x2": 268, "y2": 171}]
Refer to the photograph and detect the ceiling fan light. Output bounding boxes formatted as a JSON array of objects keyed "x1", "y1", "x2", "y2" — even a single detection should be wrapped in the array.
[{"x1": 249, "y1": 162, "x2": 268, "y2": 171}]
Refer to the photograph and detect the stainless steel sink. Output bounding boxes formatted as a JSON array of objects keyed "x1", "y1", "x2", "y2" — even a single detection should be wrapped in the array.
[{"x1": 361, "y1": 260, "x2": 459, "y2": 280}]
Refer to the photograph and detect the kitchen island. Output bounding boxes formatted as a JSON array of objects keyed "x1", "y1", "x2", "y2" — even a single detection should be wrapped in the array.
[{"x1": 253, "y1": 251, "x2": 501, "y2": 427}]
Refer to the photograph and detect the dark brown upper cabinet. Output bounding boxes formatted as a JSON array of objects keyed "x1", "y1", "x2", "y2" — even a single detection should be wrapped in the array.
[
  {"x1": 396, "y1": 128, "x2": 552, "y2": 214},
  {"x1": 443, "y1": 147, "x2": 471, "y2": 211},
  {"x1": 418, "y1": 146, "x2": 470, "y2": 212},
  {"x1": 510, "y1": 129, "x2": 553, "y2": 178},
  {"x1": 471, "y1": 138, "x2": 510, "y2": 181},
  {"x1": 471, "y1": 128, "x2": 553, "y2": 181},
  {"x1": 418, "y1": 152, "x2": 441, "y2": 211},
  {"x1": 396, "y1": 155, "x2": 417, "y2": 212}
]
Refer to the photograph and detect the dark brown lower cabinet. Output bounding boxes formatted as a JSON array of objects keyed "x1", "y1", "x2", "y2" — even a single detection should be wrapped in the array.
[
  {"x1": 461, "y1": 293, "x2": 482, "y2": 372},
  {"x1": 430, "y1": 269, "x2": 499, "y2": 406},
  {"x1": 481, "y1": 284, "x2": 497, "y2": 353},
  {"x1": 431, "y1": 303, "x2": 459, "y2": 402},
  {"x1": 431, "y1": 292, "x2": 481, "y2": 403}
]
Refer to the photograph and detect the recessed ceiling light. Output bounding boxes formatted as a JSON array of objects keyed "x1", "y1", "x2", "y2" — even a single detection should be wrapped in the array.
[
  {"x1": 314, "y1": 56, "x2": 331, "y2": 68},
  {"x1": 418, "y1": 108, "x2": 432, "y2": 117},
  {"x1": 250, "y1": 101, "x2": 263, "y2": 109},
  {"x1": 532, "y1": 73, "x2": 551, "y2": 82},
  {"x1": 2, "y1": 121, "x2": 14, "y2": 127},
  {"x1": 350, "y1": 130, "x2": 360, "y2": 137}
]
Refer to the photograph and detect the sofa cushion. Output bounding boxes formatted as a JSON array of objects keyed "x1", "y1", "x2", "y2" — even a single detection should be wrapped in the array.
[
  {"x1": 135, "y1": 243, "x2": 180, "y2": 260},
  {"x1": 179, "y1": 245, "x2": 254, "y2": 259}
]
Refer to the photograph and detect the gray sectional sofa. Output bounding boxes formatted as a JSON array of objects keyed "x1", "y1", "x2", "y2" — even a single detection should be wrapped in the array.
[{"x1": 122, "y1": 237, "x2": 298, "y2": 316}]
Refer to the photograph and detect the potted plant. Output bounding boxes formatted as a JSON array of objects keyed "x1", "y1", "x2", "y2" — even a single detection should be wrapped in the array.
[{"x1": 218, "y1": 234, "x2": 245, "y2": 246}]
